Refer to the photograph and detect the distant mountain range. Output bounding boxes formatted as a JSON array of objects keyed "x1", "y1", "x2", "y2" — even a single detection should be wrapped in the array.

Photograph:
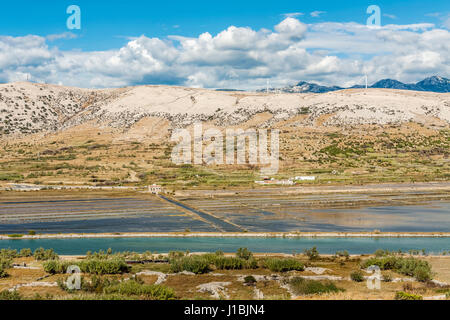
[{"x1": 260, "y1": 76, "x2": 450, "y2": 93}]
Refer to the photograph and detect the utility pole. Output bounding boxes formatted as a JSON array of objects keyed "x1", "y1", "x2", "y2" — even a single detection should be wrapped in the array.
[{"x1": 365, "y1": 75, "x2": 368, "y2": 89}]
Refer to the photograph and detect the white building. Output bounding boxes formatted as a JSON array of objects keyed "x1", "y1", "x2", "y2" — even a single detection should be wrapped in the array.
[
  {"x1": 149, "y1": 184, "x2": 163, "y2": 194},
  {"x1": 294, "y1": 176, "x2": 316, "y2": 181}
]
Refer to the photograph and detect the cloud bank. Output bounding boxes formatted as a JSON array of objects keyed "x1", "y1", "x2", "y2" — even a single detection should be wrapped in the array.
[{"x1": 0, "y1": 17, "x2": 449, "y2": 90}]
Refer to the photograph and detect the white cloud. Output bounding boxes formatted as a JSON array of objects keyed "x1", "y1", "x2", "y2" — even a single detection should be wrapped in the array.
[
  {"x1": 46, "y1": 32, "x2": 78, "y2": 41},
  {"x1": 0, "y1": 18, "x2": 449, "y2": 90},
  {"x1": 444, "y1": 16, "x2": 450, "y2": 29},
  {"x1": 383, "y1": 14, "x2": 397, "y2": 19},
  {"x1": 282, "y1": 13, "x2": 303, "y2": 18},
  {"x1": 310, "y1": 11, "x2": 326, "y2": 18}
]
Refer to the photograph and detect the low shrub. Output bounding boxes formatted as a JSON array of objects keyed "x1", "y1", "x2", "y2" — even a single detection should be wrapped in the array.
[
  {"x1": 362, "y1": 255, "x2": 432, "y2": 282},
  {"x1": 304, "y1": 247, "x2": 320, "y2": 260},
  {"x1": 336, "y1": 250, "x2": 350, "y2": 259},
  {"x1": 0, "y1": 249, "x2": 18, "y2": 259},
  {"x1": 244, "y1": 275, "x2": 257, "y2": 285},
  {"x1": 0, "y1": 290, "x2": 22, "y2": 300},
  {"x1": 395, "y1": 291, "x2": 423, "y2": 300},
  {"x1": 19, "y1": 248, "x2": 32, "y2": 257},
  {"x1": 236, "y1": 248, "x2": 253, "y2": 260},
  {"x1": 382, "y1": 273, "x2": 393, "y2": 282},
  {"x1": 350, "y1": 271, "x2": 364, "y2": 282},
  {"x1": 78, "y1": 258, "x2": 130, "y2": 275},
  {"x1": 214, "y1": 256, "x2": 257, "y2": 270},
  {"x1": 0, "y1": 258, "x2": 12, "y2": 278},
  {"x1": 288, "y1": 277, "x2": 344, "y2": 295},
  {"x1": 263, "y1": 258, "x2": 305, "y2": 272},
  {"x1": 44, "y1": 258, "x2": 130, "y2": 275},
  {"x1": 34, "y1": 248, "x2": 59, "y2": 261},
  {"x1": 43, "y1": 260, "x2": 70, "y2": 274},
  {"x1": 81, "y1": 275, "x2": 117, "y2": 293},
  {"x1": 213, "y1": 256, "x2": 245, "y2": 270},
  {"x1": 168, "y1": 251, "x2": 186, "y2": 260},
  {"x1": 103, "y1": 280, "x2": 175, "y2": 300},
  {"x1": 169, "y1": 256, "x2": 210, "y2": 274}
]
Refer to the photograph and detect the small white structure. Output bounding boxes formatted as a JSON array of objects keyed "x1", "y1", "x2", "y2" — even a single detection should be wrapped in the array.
[
  {"x1": 149, "y1": 184, "x2": 163, "y2": 194},
  {"x1": 255, "y1": 179, "x2": 294, "y2": 186},
  {"x1": 294, "y1": 176, "x2": 316, "y2": 181}
]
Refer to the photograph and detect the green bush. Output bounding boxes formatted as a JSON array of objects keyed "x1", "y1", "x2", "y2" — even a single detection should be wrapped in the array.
[
  {"x1": 350, "y1": 271, "x2": 364, "y2": 282},
  {"x1": 0, "y1": 290, "x2": 22, "y2": 300},
  {"x1": 288, "y1": 277, "x2": 344, "y2": 295},
  {"x1": 395, "y1": 291, "x2": 423, "y2": 300},
  {"x1": 81, "y1": 275, "x2": 116, "y2": 293},
  {"x1": 413, "y1": 266, "x2": 432, "y2": 282},
  {"x1": 263, "y1": 258, "x2": 305, "y2": 272},
  {"x1": 169, "y1": 256, "x2": 210, "y2": 274},
  {"x1": 78, "y1": 258, "x2": 130, "y2": 275},
  {"x1": 0, "y1": 249, "x2": 18, "y2": 259},
  {"x1": 34, "y1": 248, "x2": 59, "y2": 261},
  {"x1": 44, "y1": 258, "x2": 129, "y2": 275},
  {"x1": 244, "y1": 275, "x2": 257, "y2": 285},
  {"x1": 236, "y1": 248, "x2": 253, "y2": 260},
  {"x1": 374, "y1": 249, "x2": 391, "y2": 257},
  {"x1": 304, "y1": 247, "x2": 320, "y2": 260},
  {"x1": 382, "y1": 273, "x2": 393, "y2": 282},
  {"x1": 0, "y1": 258, "x2": 12, "y2": 278},
  {"x1": 104, "y1": 280, "x2": 175, "y2": 300},
  {"x1": 214, "y1": 256, "x2": 257, "y2": 270},
  {"x1": 336, "y1": 250, "x2": 350, "y2": 259},
  {"x1": 43, "y1": 260, "x2": 71, "y2": 274},
  {"x1": 362, "y1": 255, "x2": 432, "y2": 282},
  {"x1": 7, "y1": 234, "x2": 23, "y2": 238},
  {"x1": 19, "y1": 248, "x2": 32, "y2": 257}
]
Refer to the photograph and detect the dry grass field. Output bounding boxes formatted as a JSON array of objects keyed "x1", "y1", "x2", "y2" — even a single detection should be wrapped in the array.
[{"x1": 0, "y1": 120, "x2": 448, "y2": 190}]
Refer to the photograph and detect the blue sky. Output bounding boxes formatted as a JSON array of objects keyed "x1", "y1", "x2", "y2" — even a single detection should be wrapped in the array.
[
  {"x1": 0, "y1": 0, "x2": 449, "y2": 89},
  {"x1": 0, "y1": 0, "x2": 448, "y2": 50}
]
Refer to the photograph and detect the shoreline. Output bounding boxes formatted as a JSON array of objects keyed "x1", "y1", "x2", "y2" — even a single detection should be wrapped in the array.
[{"x1": 2, "y1": 231, "x2": 450, "y2": 240}]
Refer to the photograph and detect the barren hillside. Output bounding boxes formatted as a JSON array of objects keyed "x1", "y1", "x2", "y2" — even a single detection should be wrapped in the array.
[
  {"x1": 0, "y1": 82, "x2": 449, "y2": 189},
  {"x1": 0, "y1": 82, "x2": 449, "y2": 136}
]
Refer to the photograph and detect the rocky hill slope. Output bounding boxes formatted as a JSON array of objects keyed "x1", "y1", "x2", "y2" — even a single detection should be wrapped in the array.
[{"x1": 0, "y1": 82, "x2": 449, "y2": 137}]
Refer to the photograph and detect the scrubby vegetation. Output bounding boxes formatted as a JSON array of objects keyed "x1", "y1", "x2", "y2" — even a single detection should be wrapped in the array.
[
  {"x1": 104, "y1": 279, "x2": 175, "y2": 300},
  {"x1": 350, "y1": 270, "x2": 364, "y2": 282},
  {"x1": 33, "y1": 248, "x2": 59, "y2": 261},
  {"x1": 244, "y1": 275, "x2": 257, "y2": 285},
  {"x1": 0, "y1": 257, "x2": 12, "y2": 278},
  {"x1": 287, "y1": 277, "x2": 344, "y2": 295},
  {"x1": 44, "y1": 258, "x2": 130, "y2": 275},
  {"x1": 362, "y1": 253, "x2": 432, "y2": 282},
  {"x1": 57, "y1": 276, "x2": 175, "y2": 300},
  {"x1": 169, "y1": 249, "x2": 258, "y2": 274},
  {"x1": 304, "y1": 247, "x2": 320, "y2": 260},
  {"x1": 0, "y1": 246, "x2": 444, "y2": 300},
  {"x1": 0, "y1": 290, "x2": 22, "y2": 300},
  {"x1": 262, "y1": 258, "x2": 305, "y2": 272},
  {"x1": 395, "y1": 291, "x2": 423, "y2": 300},
  {"x1": 169, "y1": 255, "x2": 211, "y2": 274}
]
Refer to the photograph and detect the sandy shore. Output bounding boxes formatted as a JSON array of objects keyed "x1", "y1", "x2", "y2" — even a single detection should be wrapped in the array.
[{"x1": 2, "y1": 231, "x2": 450, "y2": 240}]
